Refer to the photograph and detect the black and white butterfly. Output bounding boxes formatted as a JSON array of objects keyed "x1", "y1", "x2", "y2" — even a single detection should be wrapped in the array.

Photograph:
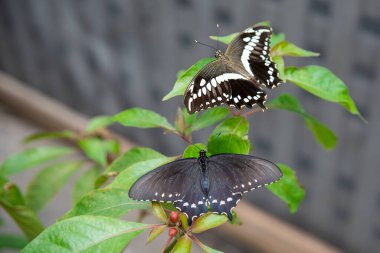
[
  {"x1": 129, "y1": 150, "x2": 282, "y2": 225},
  {"x1": 184, "y1": 26, "x2": 282, "y2": 114}
]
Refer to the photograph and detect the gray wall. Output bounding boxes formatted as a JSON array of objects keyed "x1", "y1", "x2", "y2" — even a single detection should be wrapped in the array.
[{"x1": 0, "y1": 0, "x2": 380, "y2": 252}]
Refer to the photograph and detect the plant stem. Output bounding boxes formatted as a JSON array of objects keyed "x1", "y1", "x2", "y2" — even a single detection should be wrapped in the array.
[{"x1": 161, "y1": 237, "x2": 174, "y2": 253}]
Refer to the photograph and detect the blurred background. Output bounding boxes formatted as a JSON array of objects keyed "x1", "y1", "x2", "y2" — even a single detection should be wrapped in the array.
[{"x1": 0, "y1": 0, "x2": 379, "y2": 252}]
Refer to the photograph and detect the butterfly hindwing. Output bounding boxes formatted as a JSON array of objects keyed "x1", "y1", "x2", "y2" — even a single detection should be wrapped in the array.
[
  {"x1": 225, "y1": 26, "x2": 282, "y2": 89},
  {"x1": 184, "y1": 61, "x2": 267, "y2": 113},
  {"x1": 206, "y1": 154, "x2": 282, "y2": 219}
]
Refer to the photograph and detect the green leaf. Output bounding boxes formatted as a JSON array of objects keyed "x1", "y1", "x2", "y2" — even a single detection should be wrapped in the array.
[
  {"x1": 229, "y1": 210, "x2": 242, "y2": 226},
  {"x1": 0, "y1": 182, "x2": 44, "y2": 240},
  {"x1": 209, "y1": 33, "x2": 238, "y2": 44},
  {"x1": 179, "y1": 213, "x2": 189, "y2": 231},
  {"x1": 152, "y1": 202, "x2": 168, "y2": 223},
  {"x1": 285, "y1": 66, "x2": 361, "y2": 117},
  {"x1": 183, "y1": 109, "x2": 197, "y2": 127},
  {"x1": 109, "y1": 157, "x2": 177, "y2": 190},
  {"x1": 62, "y1": 188, "x2": 150, "y2": 219},
  {"x1": 105, "y1": 147, "x2": 165, "y2": 173},
  {"x1": 208, "y1": 135, "x2": 250, "y2": 155},
  {"x1": 177, "y1": 70, "x2": 186, "y2": 79},
  {"x1": 73, "y1": 166, "x2": 101, "y2": 204},
  {"x1": 183, "y1": 143, "x2": 208, "y2": 158},
  {"x1": 63, "y1": 157, "x2": 175, "y2": 219},
  {"x1": 272, "y1": 56, "x2": 285, "y2": 80},
  {"x1": 23, "y1": 130, "x2": 74, "y2": 143},
  {"x1": 189, "y1": 108, "x2": 230, "y2": 132},
  {"x1": 146, "y1": 225, "x2": 166, "y2": 244},
  {"x1": 210, "y1": 116, "x2": 249, "y2": 137},
  {"x1": 272, "y1": 41, "x2": 319, "y2": 57},
  {"x1": 61, "y1": 188, "x2": 151, "y2": 220},
  {"x1": 0, "y1": 147, "x2": 74, "y2": 176},
  {"x1": 255, "y1": 20, "x2": 271, "y2": 26},
  {"x1": 191, "y1": 213, "x2": 228, "y2": 234},
  {"x1": 94, "y1": 172, "x2": 119, "y2": 189},
  {"x1": 0, "y1": 180, "x2": 24, "y2": 206},
  {"x1": 25, "y1": 161, "x2": 82, "y2": 212},
  {"x1": 267, "y1": 164, "x2": 305, "y2": 213},
  {"x1": 163, "y1": 58, "x2": 215, "y2": 100},
  {"x1": 194, "y1": 239, "x2": 223, "y2": 253},
  {"x1": 207, "y1": 117, "x2": 250, "y2": 155},
  {"x1": 267, "y1": 94, "x2": 337, "y2": 149},
  {"x1": 271, "y1": 33, "x2": 285, "y2": 47},
  {"x1": 114, "y1": 107, "x2": 175, "y2": 131},
  {"x1": 86, "y1": 116, "x2": 115, "y2": 132},
  {"x1": 21, "y1": 216, "x2": 152, "y2": 253},
  {"x1": 172, "y1": 235, "x2": 192, "y2": 253},
  {"x1": 0, "y1": 234, "x2": 28, "y2": 250},
  {"x1": 78, "y1": 138, "x2": 119, "y2": 166}
]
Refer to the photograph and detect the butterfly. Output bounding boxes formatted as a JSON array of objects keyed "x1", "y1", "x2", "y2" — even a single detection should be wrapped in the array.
[
  {"x1": 129, "y1": 150, "x2": 282, "y2": 225},
  {"x1": 184, "y1": 26, "x2": 282, "y2": 114}
]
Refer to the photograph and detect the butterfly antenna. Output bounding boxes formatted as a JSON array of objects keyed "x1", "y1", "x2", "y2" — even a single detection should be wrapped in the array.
[
  {"x1": 194, "y1": 40, "x2": 217, "y2": 51},
  {"x1": 191, "y1": 143, "x2": 203, "y2": 151},
  {"x1": 216, "y1": 24, "x2": 219, "y2": 51}
]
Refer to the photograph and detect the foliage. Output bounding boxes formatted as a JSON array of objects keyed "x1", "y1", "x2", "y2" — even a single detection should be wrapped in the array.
[{"x1": 0, "y1": 21, "x2": 361, "y2": 252}]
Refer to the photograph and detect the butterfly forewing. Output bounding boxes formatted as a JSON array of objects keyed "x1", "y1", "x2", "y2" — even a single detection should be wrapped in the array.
[
  {"x1": 129, "y1": 158, "x2": 199, "y2": 202},
  {"x1": 184, "y1": 60, "x2": 267, "y2": 113},
  {"x1": 206, "y1": 154, "x2": 282, "y2": 219},
  {"x1": 226, "y1": 26, "x2": 282, "y2": 89}
]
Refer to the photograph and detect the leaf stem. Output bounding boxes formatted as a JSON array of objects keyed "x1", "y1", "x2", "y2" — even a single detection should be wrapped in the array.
[{"x1": 242, "y1": 108, "x2": 262, "y2": 118}]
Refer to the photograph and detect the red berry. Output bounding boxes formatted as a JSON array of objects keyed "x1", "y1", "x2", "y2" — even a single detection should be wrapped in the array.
[
  {"x1": 169, "y1": 227, "x2": 178, "y2": 237},
  {"x1": 169, "y1": 211, "x2": 179, "y2": 223}
]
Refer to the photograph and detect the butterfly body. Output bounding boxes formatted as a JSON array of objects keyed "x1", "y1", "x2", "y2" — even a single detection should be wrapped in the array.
[
  {"x1": 129, "y1": 150, "x2": 282, "y2": 225},
  {"x1": 184, "y1": 26, "x2": 282, "y2": 114}
]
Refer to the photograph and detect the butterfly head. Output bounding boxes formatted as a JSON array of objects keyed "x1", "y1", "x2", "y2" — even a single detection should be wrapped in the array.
[
  {"x1": 215, "y1": 50, "x2": 223, "y2": 58},
  {"x1": 199, "y1": 150, "x2": 207, "y2": 158}
]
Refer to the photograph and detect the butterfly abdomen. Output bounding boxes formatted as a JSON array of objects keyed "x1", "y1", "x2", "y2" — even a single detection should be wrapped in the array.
[{"x1": 201, "y1": 168, "x2": 209, "y2": 195}]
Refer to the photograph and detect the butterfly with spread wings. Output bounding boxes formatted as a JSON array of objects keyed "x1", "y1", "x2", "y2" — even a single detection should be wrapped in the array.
[
  {"x1": 129, "y1": 150, "x2": 282, "y2": 225},
  {"x1": 184, "y1": 26, "x2": 282, "y2": 114}
]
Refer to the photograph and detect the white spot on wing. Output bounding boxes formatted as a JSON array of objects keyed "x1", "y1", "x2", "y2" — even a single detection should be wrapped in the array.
[
  {"x1": 245, "y1": 45, "x2": 254, "y2": 51},
  {"x1": 243, "y1": 37, "x2": 250, "y2": 42},
  {"x1": 211, "y1": 78, "x2": 217, "y2": 87},
  {"x1": 241, "y1": 50, "x2": 254, "y2": 76},
  {"x1": 200, "y1": 79, "x2": 206, "y2": 87}
]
